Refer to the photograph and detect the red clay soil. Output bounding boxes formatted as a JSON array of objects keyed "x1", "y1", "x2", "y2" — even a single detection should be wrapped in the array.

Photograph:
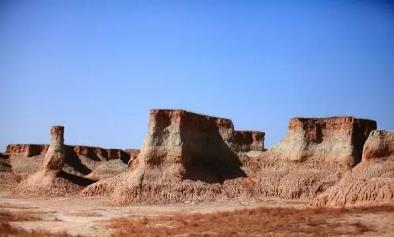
[{"x1": 109, "y1": 206, "x2": 394, "y2": 237}]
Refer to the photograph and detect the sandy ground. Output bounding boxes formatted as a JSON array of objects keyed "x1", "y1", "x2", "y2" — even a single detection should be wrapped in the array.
[
  {"x1": 1, "y1": 188, "x2": 393, "y2": 237},
  {"x1": 0, "y1": 189, "x2": 304, "y2": 236}
]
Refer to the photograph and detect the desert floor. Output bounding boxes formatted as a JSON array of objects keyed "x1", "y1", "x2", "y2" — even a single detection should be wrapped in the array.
[{"x1": 1, "y1": 188, "x2": 393, "y2": 237}]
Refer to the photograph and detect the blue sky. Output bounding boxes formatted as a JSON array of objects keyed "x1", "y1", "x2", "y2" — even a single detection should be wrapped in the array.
[{"x1": 0, "y1": 0, "x2": 393, "y2": 150}]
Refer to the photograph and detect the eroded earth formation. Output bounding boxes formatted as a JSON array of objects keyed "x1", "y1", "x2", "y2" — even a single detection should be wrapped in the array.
[{"x1": 1, "y1": 109, "x2": 393, "y2": 207}]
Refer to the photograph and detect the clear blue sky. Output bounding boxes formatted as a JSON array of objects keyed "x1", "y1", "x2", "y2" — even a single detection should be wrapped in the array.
[{"x1": 1, "y1": 0, "x2": 393, "y2": 151}]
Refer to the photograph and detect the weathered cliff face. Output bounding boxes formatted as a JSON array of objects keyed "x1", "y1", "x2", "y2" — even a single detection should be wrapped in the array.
[
  {"x1": 273, "y1": 117, "x2": 377, "y2": 167},
  {"x1": 137, "y1": 109, "x2": 245, "y2": 182},
  {"x1": 311, "y1": 130, "x2": 394, "y2": 207}
]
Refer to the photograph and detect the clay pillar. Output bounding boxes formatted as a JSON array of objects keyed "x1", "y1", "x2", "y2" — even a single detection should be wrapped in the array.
[{"x1": 42, "y1": 126, "x2": 65, "y2": 174}]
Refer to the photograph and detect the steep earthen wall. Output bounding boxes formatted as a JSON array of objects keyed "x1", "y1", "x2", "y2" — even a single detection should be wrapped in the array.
[{"x1": 138, "y1": 109, "x2": 245, "y2": 182}]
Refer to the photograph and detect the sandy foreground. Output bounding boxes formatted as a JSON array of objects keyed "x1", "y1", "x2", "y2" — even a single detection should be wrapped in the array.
[{"x1": 0, "y1": 188, "x2": 393, "y2": 237}]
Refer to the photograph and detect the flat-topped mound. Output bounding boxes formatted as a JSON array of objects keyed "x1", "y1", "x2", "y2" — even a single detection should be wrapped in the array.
[
  {"x1": 139, "y1": 109, "x2": 246, "y2": 182},
  {"x1": 273, "y1": 116, "x2": 377, "y2": 167}
]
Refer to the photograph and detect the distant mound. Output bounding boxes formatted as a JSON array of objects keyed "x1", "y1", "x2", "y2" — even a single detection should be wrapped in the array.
[{"x1": 311, "y1": 130, "x2": 394, "y2": 207}]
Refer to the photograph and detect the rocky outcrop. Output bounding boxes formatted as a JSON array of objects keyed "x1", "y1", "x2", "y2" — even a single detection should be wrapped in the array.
[
  {"x1": 311, "y1": 130, "x2": 394, "y2": 207},
  {"x1": 273, "y1": 117, "x2": 376, "y2": 167}
]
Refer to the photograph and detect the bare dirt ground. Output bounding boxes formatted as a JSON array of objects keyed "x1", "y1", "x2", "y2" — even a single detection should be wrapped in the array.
[{"x1": 1, "y1": 188, "x2": 393, "y2": 237}]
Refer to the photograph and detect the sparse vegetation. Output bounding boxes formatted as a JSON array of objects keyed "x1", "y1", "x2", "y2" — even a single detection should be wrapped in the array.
[{"x1": 109, "y1": 206, "x2": 394, "y2": 237}]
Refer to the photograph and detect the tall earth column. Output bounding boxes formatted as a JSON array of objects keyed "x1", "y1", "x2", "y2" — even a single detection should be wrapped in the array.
[{"x1": 42, "y1": 126, "x2": 65, "y2": 174}]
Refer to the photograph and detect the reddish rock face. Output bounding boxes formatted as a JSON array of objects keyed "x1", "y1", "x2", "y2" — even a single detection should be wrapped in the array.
[{"x1": 274, "y1": 117, "x2": 377, "y2": 167}]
